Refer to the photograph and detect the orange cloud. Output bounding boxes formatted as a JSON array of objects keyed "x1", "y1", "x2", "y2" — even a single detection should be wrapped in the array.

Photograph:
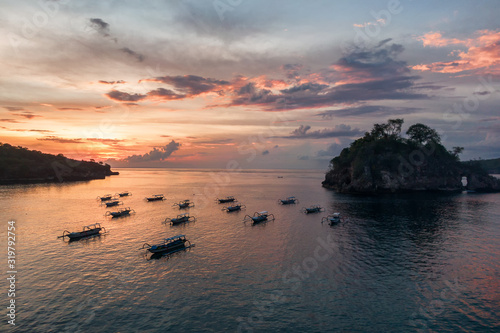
[
  {"x1": 413, "y1": 30, "x2": 500, "y2": 74},
  {"x1": 415, "y1": 31, "x2": 465, "y2": 47}
]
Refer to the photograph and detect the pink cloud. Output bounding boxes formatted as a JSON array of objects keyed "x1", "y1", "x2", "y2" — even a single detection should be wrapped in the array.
[{"x1": 413, "y1": 30, "x2": 500, "y2": 74}]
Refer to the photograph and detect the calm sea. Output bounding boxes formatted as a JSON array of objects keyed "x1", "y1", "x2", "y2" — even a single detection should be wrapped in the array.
[{"x1": 1, "y1": 168, "x2": 499, "y2": 332}]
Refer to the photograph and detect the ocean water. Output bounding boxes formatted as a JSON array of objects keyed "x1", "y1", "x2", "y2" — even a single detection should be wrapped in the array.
[{"x1": 1, "y1": 168, "x2": 499, "y2": 332}]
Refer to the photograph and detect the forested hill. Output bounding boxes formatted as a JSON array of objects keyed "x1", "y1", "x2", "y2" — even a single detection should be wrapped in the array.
[
  {"x1": 470, "y1": 158, "x2": 500, "y2": 174},
  {"x1": 322, "y1": 119, "x2": 500, "y2": 194},
  {"x1": 0, "y1": 143, "x2": 117, "y2": 184}
]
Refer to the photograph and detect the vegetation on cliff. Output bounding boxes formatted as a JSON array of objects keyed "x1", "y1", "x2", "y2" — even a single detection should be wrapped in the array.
[
  {"x1": 0, "y1": 143, "x2": 116, "y2": 184},
  {"x1": 322, "y1": 119, "x2": 500, "y2": 193}
]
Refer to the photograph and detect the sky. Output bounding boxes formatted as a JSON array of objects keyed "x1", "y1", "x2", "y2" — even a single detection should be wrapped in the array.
[{"x1": 1, "y1": 0, "x2": 499, "y2": 169}]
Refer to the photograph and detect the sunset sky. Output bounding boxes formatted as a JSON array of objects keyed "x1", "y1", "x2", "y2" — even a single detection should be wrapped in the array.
[{"x1": 1, "y1": 0, "x2": 499, "y2": 169}]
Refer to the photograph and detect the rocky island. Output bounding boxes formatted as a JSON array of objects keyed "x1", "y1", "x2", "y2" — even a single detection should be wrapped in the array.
[
  {"x1": 0, "y1": 143, "x2": 118, "y2": 185},
  {"x1": 322, "y1": 119, "x2": 500, "y2": 194}
]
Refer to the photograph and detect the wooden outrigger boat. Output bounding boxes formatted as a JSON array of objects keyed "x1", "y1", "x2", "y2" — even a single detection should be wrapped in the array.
[
  {"x1": 222, "y1": 202, "x2": 246, "y2": 212},
  {"x1": 302, "y1": 205, "x2": 324, "y2": 214},
  {"x1": 164, "y1": 213, "x2": 196, "y2": 225},
  {"x1": 105, "y1": 207, "x2": 135, "y2": 218},
  {"x1": 243, "y1": 211, "x2": 275, "y2": 224},
  {"x1": 116, "y1": 191, "x2": 132, "y2": 197},
  {"x1": 217, "y1": 196, "x2": 236, "y2": 204},
  {"x1": 145, "y1": 194, "x2": 165, "y2": 201},
  {"x1": 173, "y1": 200, "x2": 194, "y2": 209},
  {"x1": 97, "y1": 194, "x2": 113, "y2": 201},
  {"x1": 322, "y1": 213, "x2": 343, "y2": 225},
  {"x1": 59, "y1": 223, "x2": 106, "y2": 240},
  {"x1": 278, "y1": 196, "x2": 299, "y2": 205},
  {"x1": 101, "y1": 200, "x2": 123, "y2": 208},
  {"x1": 142, "y1": 235, "x2": 192, "y2": 254}
]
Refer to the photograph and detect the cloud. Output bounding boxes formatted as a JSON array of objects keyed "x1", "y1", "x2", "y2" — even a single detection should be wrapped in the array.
[
  {"x1": 317, "y1": 143, "x2": 342, "y2": 157},
  {"x1": 143, "y1": 75, "x2": 229, "y2": 96},
  {"x1": 37, "y1": 136, "x2": 85, "y2": 144},
  {"x1": 105, "y1": 90, "x2": 147, "y2": 102},
  {"x1": 98, "y1": 80, "x2": 126, "y2": 85},
  {"x1": 317, "y1": 105, "x2": 420, "y2": 118},
  {"x1": 262, "y1": 150, "x2": 269, "y2": 155},
  {"x1": 3, "y1": 106, "x2": 24, "y2": 111},
  {"x1": 89, "y1": 18, "x2": 110, "y2": 37},
  {"x1": 280, "y1": 124, "x2": 363, "y2": 139},
  {"x1": 86, "y1": 138, "x2": 125, "y2": 146},
  {"x1": 224, "y1": 42, "x2": 430, "y2": 111},
  {"x1": 413, "y1": 30, "x2": 500, "y2": 74},
  {"x1": 281, "y1": 63, "x2": 303, "y2": 81},
  {"x1": 58, "y1": 107, "x2": 83, "y2": 111},
  {"x1": 13, "y1": 112, "x2": 40, "y2": 119},
  {"x1": 298, "y1": 155, "x2": 310, "y2": 160},
  {"x1": 124, "y1": 140, "x2": 180, "y2": 163},
  {"x1": 147, "y1": 88, "x2": 185, "y2": 100},
  {"x1": 415, "y1": 32, "x2": 465, "y2": 47},
  {"x1": 120, "y1": 47, "x2": 145, "y2": 62},
  {"x1": 0, "y1": 119, "x2": 21, "y2": 123}
]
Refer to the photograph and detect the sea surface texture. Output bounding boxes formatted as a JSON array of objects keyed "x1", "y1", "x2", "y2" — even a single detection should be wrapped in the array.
[{"x1": 1, "y1": 169, "x2": 499, "y2": 332}]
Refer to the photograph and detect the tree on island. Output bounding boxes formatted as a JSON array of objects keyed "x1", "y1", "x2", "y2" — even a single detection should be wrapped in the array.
[{"x1": 323, "y1": 119, "x2": 500, "y2": 193}]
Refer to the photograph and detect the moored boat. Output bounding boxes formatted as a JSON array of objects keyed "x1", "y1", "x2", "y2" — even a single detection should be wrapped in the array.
[
  {"x1": 116, "y1": 191, "x2": 132, "y2": 197},
  {"x1": 278, "y1": 196, "x2": 299, "y2": 205},
  {"x1": 105, "y1": 207, "x2": 135, "y2": 218},
  {"x1": 173, "y1": 200, "x2": 194, "y2": 209},
  {"x1": 222, "y1": 202, "x2": 246, "y2": 212},
  {"x1": 217, "y1": 196, "x2": 236, "y2": 203},
  {"x1": 97, "y1": 194, "x2": 113, "y2": 201},
  {"x1": 243, "y1": 211, "x2": 275, "y2": 224},
  {"x1": 101, "y1": 200, "x2": 123, "y2": 207},
  {"x1": 322, "y1": 213, "x2": 342, "y2": 225},
  {"x1": 164, "y1": 213, "x2": 196, "y2": 225},
  {"x1": 145, "y1": 194, "x2": 165, "y2": 201},
  {"x1": 142, "y1": 235, "x2": 191, "y2": 254},
  {"x1": 302, "y1": 205, "x2": 324, "y2": 214},
  {"x1": 59, "y1": 223, "x2": 106, "y2": 240}
]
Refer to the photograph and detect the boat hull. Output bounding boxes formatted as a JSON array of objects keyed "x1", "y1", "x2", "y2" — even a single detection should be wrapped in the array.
[
  {"x1": 67, "y1": 228, "x2": 101, "y2": 240},
  {"x1": 148, "y1": 240, "x2": 187, "y2": 253}
]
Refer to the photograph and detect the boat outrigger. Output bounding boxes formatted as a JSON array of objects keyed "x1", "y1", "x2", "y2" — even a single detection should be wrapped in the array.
[
  {"x1": 116, "y1": 191, "x2": 132, "y2": 197},
  {"x1": 217, "y1": 196, "x2": 236, "y2": 203},
  {"x1": 222, "y1": 202, "x2": 246, "y2": 212},
  {"x1": 97, "y1": 194, "x2": 113, "y2": 201},
  {"x1": 278, "y1": 196, "x2": 299, "y2": 205},
  {"x1": 145, "y1": 194, "x2": 165, "y2": 201},
  {"x1": 142, "y1": 235, "x2": 192, "y2": 254},
  {"x1": 101, "y1": 200, "x2": 123, "y2": 208},
  {"x1": 105, "y1": 207, "x2": 135, "y2": 218},
  {"x1": 243, "y1": 211, "x2": 275, "y2": 224},
  {"x1": 322, "y1": 213, "x2": 343, "y2": 225},
  {"x1": 302, "y1": 205, "x2": 324, "y2": 214},
  {"x1": 59, "y1": 223, "x2": 106, "y2": 240},
  {"x1": 173, "y1": 200, "x2": 194, "y2": 209},
  {"x1": 163, "y1": 213, "x2": 196, "y2": 225}
]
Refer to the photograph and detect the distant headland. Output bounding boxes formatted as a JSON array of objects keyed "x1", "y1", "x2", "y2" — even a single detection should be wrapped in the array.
[
  {"x1": 0, "y1": 143, "x2": 118, "y2": 185},
  {"x1": 322, "y1": 119, "x2": 500, "y2": 194}
]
